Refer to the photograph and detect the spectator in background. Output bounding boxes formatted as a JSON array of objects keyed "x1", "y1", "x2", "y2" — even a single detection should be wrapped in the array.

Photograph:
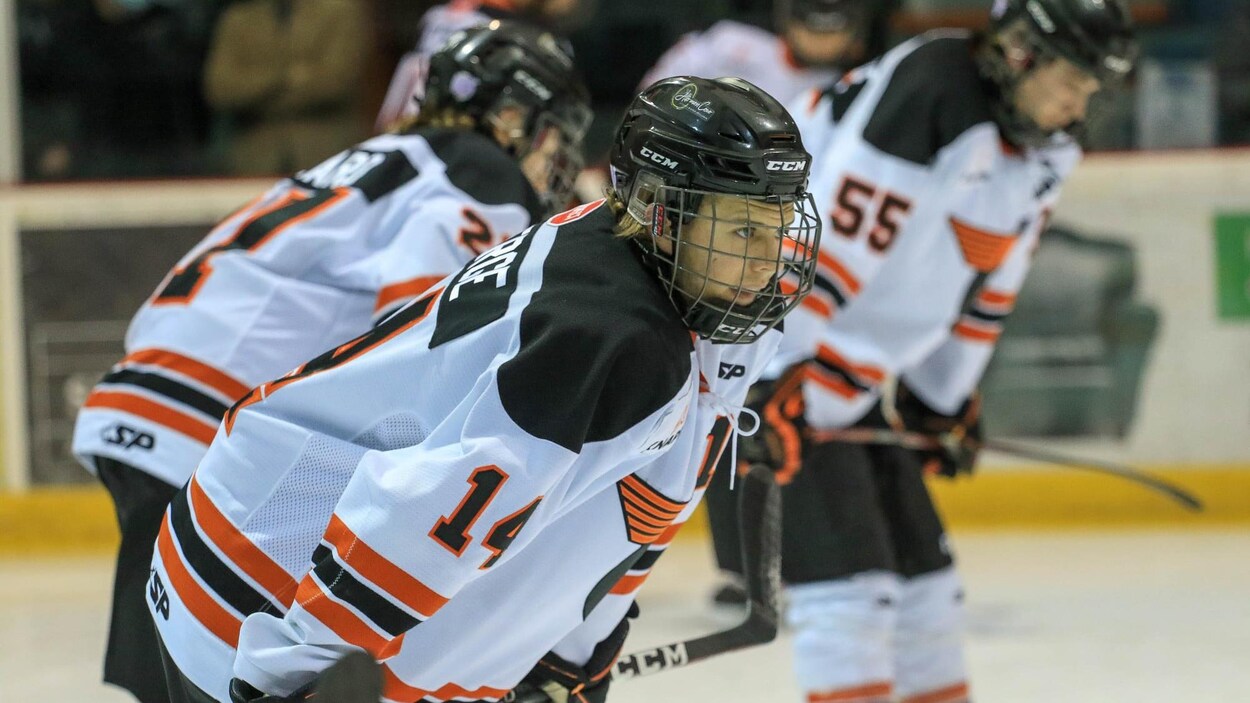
[
  {"x1": 375, "y1": 0, "x2": 586, "y2": 133},
  {"x1": 204, "y1": 0, "x2": 368, "y2": 176},
  {"x1": 19, "y1": 0, "x2": 220, "y2": 180}
]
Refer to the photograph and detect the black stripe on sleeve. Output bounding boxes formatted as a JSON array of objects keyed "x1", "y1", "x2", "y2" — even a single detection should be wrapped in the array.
[
  {"x1": 583, "y1": 545, "x2": 648, "y2": 619},
  {"x1": 812, "y1": 356, "x2": 873, "y2": 394},
  {"x1": 102, "y1": 369, "x2": 231, "y2": 419},
  {"x1": 967, "y1": 308, "x2": 1007, "y2": 324},
  {"x1": 310, "y1": 545, "x2": 421, "y2": 638},
  {"x1": 170, "y1": 488, "x2": 283, "y2": 617},
  {"x1": 632, "y1": 548, "x2": 665, "y2": 572},
  {"x1": 813, "y1": 274, "x2": 848, "y2": 308}
]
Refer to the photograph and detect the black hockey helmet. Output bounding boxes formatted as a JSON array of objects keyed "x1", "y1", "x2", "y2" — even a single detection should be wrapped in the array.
[
  {"x1": 610, "y1": 76, "x2": 822, "y2": 344},
  {"x1": 775, "y1": 0, "x2": 894, "y2": 66},
  {"x1": 777, "y1": 0, "x2": 876, "y2": 34},
  {"x1": 423, "y1": 20, "x2": 592, "y2": 212},
  {"x1": 980, "y1": 0, "x2": 1138, "y2": 145}
]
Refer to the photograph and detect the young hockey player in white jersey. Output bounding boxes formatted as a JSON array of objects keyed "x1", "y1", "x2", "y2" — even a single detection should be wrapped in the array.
[
  {"x1": 376, "y1": 0, "x2": 583, "y2": 132},
  {"x1": 69, "y1": 23, "x2": 590, "y2": 703},
  {"x1": 730, "y1": 1, "x2": 1138, "y2": 702},
  {"x1": 640, "y1": 0, "x2": 894, "y2": 108},
  {"x1": 147, "y1": 75, "x2": 822, "y2": 703}
]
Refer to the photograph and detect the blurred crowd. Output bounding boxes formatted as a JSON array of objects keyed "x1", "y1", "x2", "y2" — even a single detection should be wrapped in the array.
[{"x1": 15, "y1": 0, "x2": 1250, "y2": 182}]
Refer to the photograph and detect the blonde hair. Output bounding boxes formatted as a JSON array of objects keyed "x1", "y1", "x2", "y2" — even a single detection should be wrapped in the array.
[
  {"x1": 389, "y1": 107, "x2": 478, "y2": 136},
  {"x1": 605, "y1": 187, "x2": 647, "y2": 239}
]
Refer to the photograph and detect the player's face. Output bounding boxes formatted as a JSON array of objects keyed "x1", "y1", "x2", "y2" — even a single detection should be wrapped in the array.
[
  {"x1": 665, "y1": 194, "x2": 795, "y2": 308},
  {"x1": 784, "y1": 23, "x2": 863, "y2": 67},
  {"x1": 520, "y1": 125, "x2": 562, "y2": 198},
  {"x1": 1014, "y1": 57, "x2": 1103, "y2": 131},
  {"x1": 492, "y1": 106, "x2": 575, "y2": 205}
]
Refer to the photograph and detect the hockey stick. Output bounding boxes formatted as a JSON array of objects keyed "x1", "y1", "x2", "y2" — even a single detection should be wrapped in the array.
[{"x1": 808, "y1": 426, "x2": 1204, "y2": 512}]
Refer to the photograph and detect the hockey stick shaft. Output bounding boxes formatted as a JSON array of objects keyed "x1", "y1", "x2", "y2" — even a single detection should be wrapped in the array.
[
  {"x1": 982, "y1": 438, "x2": 1203, "y2": 512},
  {"x1": 808, "y1": 427, "x2": 1203, "y2": 512},
  {"x1": 609, "y1": 463, "x2": 782, "y2": 679}
]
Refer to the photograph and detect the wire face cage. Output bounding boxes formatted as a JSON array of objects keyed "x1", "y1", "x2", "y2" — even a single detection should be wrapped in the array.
[{"x1": 633, "y1": 180, "x2": 822, "y2": 344}]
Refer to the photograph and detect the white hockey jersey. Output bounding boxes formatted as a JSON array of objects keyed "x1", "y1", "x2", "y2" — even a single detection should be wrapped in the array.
[
  {"x1": 376, "y1": 1, "x2": 518, "y2": 131},
  {"x1": 641, "y1": 20, "x2": 840, "y2": 108},
  {"x1": 147, "y1": 200, "x2": 778, "y2": 702},
  {"x1": 781, "y1": 31, "x2": 1082, "y2": 428},
  {"x1": 72, "y1": 129, "x2": 542, "y2": 487}
]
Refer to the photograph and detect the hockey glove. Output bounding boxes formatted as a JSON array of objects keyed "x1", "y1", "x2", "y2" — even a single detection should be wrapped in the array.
[
  {"x1": 887, "y1": 383, "x2": 982, "y2": 478},
  {"x1": 508, "y1": 603, "x2": 638, "y2": 703},
  {"x1": 737, "y1": 363, "x2": 808, "y2": 484}
]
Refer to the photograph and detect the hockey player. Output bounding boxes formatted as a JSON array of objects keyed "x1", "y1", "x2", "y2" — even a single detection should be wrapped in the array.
[
  {"x1": 376, "y1": 0, "x2": 584, "y2": 132},
  {"x1": 70, "y1": 22, "x2": 590, "y2": 703},
  {"x1": 640, "y1": 0, "x2": 894, "y2": 108},
  {"x1": 733, "y1": 1, "x2": 1138, "y2": 702},
  {"x1": 147, "y1": 75, "x2": 821, "y2": 703}
]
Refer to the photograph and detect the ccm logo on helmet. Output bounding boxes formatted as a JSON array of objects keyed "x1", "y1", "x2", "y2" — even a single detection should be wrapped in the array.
[
  {"x1": 640, "y1": 146, "x2": 679, "y2": 170},
  {"x1": 766, "y1": 159, "x2": 806, "y2": 172},
  {"x1": 513, "y1": 69, "x2": 553, "y2": 101}
]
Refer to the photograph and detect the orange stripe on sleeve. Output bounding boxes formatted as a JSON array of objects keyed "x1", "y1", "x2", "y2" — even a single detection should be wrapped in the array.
[
  {"x1": 816, "y1": 250, "x2": 862, "y2": 295},
  {"x1": 83, "y1": 390, "x2": 218, "y2": 444},
  {"x1": 804, "y1": 367, "x2": 863, "y2": 400},
  {"x1": 123, "y1": 348, "x2": 251, "y2": 400},
  {"x1": 609, "y1": 572, "x2": 649, "y2": 595},
  {"x1": 815, "y1": 344, "x2": 886, "y2": 384},
  {"x1": 900, "y1": 682, "x2": 969, "y2": 703},
  {"x1": 188, "y1": 477, "x2": 297, "y2": 607},
  {"x1": 374, "y1": 275, "x2": 445, "y2": 314},
  {"x1": 808, "y1": 681, "x2": 893, "y2": 703},
  {"x1": 800, "y1": 293, "x2": 835, "y2": 320},
  {"x1": 156, "y1": 515, "x2": 242, "y2": 648},
  {"x1": 324, "y1": 515, "x2": 449, "y2": 618},
  {"x1": 976, "y1": 289, "x2": 1016, "y2": 307},
  {"x1": 953, "y1": 320, "x2": 1001, "y2": 343},
  {"x1": 651, "y1": 523, "x2": 684, "y2": 548},
  {"x1": 295, "y1": 576, "x2": 390, "y2": 656}
]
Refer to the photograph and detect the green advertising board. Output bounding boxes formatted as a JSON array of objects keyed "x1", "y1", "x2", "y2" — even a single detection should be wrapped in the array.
[{"x1": 1215, "y1": 213, "x2": 1250, "y2": 320}]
